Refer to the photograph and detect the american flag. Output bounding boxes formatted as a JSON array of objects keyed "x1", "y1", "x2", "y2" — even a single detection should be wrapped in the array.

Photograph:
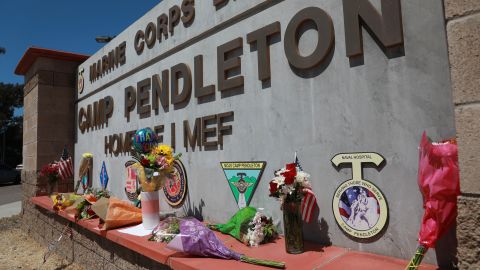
[
  {"x1": 339, "y1": 186, "x2": 380, "y2": 221},
  {"x1": 294, "y1": 152, "x2": 303, "y2": 171},
  {"x1": 295, "y1": 152, "x2": 317, "y2": 223},
  {"x1": 100, "y1": 161, "x2": 109, "y2": 190},
  {"x1": 60, "y1": 146, "x2": 69, "y2": 161},
  {"x1": 57, "y1": 146, "x2": 73, "y2": 181},
  {"x1": 301, "y1": 188, "x2": 317, "y2": 223},
  {"x1": 57, "y1": 158, "x2": 73, "y2": 181}
]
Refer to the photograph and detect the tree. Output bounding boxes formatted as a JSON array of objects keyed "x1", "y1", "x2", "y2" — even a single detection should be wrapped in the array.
[
  {"x1": 0, "y1": 83, "x2": 23, "y2": 167},
  {"x1": 0, "y1": 83, "x2": 23, "y2": 122}
]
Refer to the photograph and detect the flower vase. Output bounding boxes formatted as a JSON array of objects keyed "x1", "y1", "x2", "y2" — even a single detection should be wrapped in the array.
[
  {"x1": 48, "y1": 176, "x2": 58, "y2": 194},
  {"x1": 283, "y1": 200, "x2": 304, "y2": 254},
  {"x1": 140, "y1": 191, "x2": 160, "y2": 229}
]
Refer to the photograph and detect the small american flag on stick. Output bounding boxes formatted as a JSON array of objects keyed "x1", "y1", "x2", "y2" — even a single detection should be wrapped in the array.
[
  {"x1": 57, "y1": 146, "x2": 73, "y2": 181},
  {"x1": 301, "y1": 189, "x2": 317, "y2": 223},
  {"x1": 295, "y1": 152, "x2": 317, "y2": 223}
]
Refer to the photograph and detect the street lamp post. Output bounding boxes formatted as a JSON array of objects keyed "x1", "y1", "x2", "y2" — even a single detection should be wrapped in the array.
[{"x1": 95, "y1": 36, "x2": 115, "y2": 43}]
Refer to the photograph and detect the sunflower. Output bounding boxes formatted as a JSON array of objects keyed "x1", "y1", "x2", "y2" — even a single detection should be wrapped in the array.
[{"x1": 153, "y1": 144, "x2": 173, "y2": 158}]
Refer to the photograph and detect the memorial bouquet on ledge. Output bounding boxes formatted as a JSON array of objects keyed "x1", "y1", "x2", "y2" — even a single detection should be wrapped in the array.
[
  {"x1": 406, "y1": 133, "x2": 460, "y2": 270},
  {"x1": 39, "y1": 163, "x2": 60, "y2": 183},
  {"x1": 269, "y1": 156, "x2": 317, "y2": 254},
  {"x1": 130, "y1": 128, "x2": 181, "y2": 192},
  {"x1": 129, "y1": 127, "x2": 182, "y2": 229},
  {"x1": 269, "y1": 162, "x2": 315, "y2": 213},
  {"x1": 73, "y1": 188, "x2": 110, "y2": 220},
  {"x1": 132, "y1": 145, "x2": 176, "y2": 183},
  {"x1": 151, "y1": 217, "x2": 286, "y2": 269},
  {"x1": 209, "y1": 207, "x2": 279, "y2": 247}
]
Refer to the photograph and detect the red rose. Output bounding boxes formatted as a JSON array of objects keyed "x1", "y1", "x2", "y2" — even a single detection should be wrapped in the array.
[
  {"x1": 286, "y1": 163, "x2": 296, "y2": 171},
  {"x1": 282, "y1": 163, "x2": 297, "y2": 185},
  {"x1": 141, "y1": 158, "x2": 150, "y2": 166},
  {"x1": 282, "y1": 171, "x2": 296, "y2": 185},
  {"x1": 269, "y1": 182, "x2": 278, "y2": 194}
]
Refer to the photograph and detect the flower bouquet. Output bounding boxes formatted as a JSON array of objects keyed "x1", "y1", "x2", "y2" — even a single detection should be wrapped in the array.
[
  {"x1": 209, "y1": 207, "x2": 279, "y2": 247},
  {"x1": 151, "y1": 217, "x2": 285, "y2": 268},
  {"x1": 269, "y1": 163, "x2": 312, "y2": 204},
  {"x1": 406, "y1": 133, "x2": 460, "y2": 269},
  {"x1": 131, "y1": 136, "x2": 181, "y2": 229},
  {"x1": 269, "y1": 162, "x2": 315, "y2": 254},
  {"x1": 50, "y1": 193, "x2": 82, "y2": 211},
  {"x1": 131, "y1": 144, "x2": 180, "y2": 192},
  {"x1": 70, "y1": 188, "x2": 110, "y2": 220},
  {"x1": 40, "y1": 163, "x2": 60, "y2": 182},
  {"x1": 39, "y1": 163, "x2": 60, "y2": 193}
]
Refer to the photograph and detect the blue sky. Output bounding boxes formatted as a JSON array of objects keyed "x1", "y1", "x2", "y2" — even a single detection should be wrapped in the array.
[{"x1": 0, "y1": 1, "x2": 160, "y2": 84}]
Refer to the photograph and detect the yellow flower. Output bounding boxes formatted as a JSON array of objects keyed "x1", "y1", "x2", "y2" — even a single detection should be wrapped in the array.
[
  {"x1": 165, "y1": 156, "x2": 174, "y2": 166},
  {"x1": 153, "y1": 144, "x2": 173, "y2": 157}
]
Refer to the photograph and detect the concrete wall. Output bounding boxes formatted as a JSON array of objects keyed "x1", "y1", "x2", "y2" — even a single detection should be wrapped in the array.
[
  {"x1": 444, "y1": 1, "x2": 480, "y2": 269},
  {"x1": 76, "y1": 0, "x2": 456, "y2": 263}
]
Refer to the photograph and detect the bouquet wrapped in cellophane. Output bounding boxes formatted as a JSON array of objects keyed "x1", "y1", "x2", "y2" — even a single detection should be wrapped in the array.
[
  {"x1": 406, "y1": 132, "x2": 460, "y2": 269},
  {"x1": 131, "y1": 144, "x2": 180, "y2": 192},
  {"x1": 150, "y1": 217, "x2": 285, "y2": 269},
  {"x1": 209, "y1": 207, "x2": 279, "y2": 247}
]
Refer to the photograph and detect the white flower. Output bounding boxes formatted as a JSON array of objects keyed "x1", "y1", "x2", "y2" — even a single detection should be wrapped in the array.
[
  {"x1": 274, "y1": 167, "x2": 287, "y2": 177},
  {"x1": 294, "y1": 170, "x2": 312, "y2": 189},
  {"x1": 272, "y1": 176, "x2": 285, "y2": 186},
  {"x1": 245, "y1": 212, "x2": 266, "y2": 247},
  {"x1": 295, "y1": 171, "x2": 310, "y2": 183},
  {"x1": 281, "y1": 184, "x2": 294, "y2": 196}
]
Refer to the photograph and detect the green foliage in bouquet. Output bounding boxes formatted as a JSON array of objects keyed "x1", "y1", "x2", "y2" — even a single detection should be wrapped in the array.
[
  {"x1": 75, "y1": 188, "x2": 110, "y2": 221},
  {"x1": 209, "y1": 207, "x2": 279, "y2": 246},
  {"x1": 149, "y1": 217, "x2": 181, "y2": 243}
]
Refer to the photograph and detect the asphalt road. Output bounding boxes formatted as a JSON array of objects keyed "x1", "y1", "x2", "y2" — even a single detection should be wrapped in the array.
[
  {"x1": 0, "y1": 183, "x2": 22, "y2": 218},
  {"x1": 0, "y1": 183, "x2": 22, "y2": 205}
]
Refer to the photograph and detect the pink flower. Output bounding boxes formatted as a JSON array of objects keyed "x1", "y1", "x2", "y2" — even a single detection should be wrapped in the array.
[{"x1": 156, "y1": 156, "x2": 167, "y2": 169}]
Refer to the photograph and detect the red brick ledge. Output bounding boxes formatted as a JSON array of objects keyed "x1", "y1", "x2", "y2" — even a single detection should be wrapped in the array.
[{"x1": 31, "y1": 196, "x2": 439, "y2": 270}]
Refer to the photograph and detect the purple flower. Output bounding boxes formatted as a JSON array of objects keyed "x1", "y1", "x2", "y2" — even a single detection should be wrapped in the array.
[
  {"x1": 167, "y1": 218, "x2": 241, "y2": 260},
  {"x1": 166, "y1": 218, "x2": 285, "y2": 268}
]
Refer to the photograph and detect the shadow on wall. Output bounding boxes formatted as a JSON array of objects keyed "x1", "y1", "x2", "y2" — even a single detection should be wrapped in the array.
[
  {"x1": 289, "y1": 19, "x2": 336, "y2": 79},
  {"x1": 303, "y1": 206, "x2": 332, "y2": 249},
  {"x1": 182, "y1": 192, "x2": 205, "y2": 221},
  {"x1": 435, "y1": 224, "x2": 459, "y2": 270}
]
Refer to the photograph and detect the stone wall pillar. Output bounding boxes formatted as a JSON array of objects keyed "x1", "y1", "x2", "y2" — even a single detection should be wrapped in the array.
[
  {"x1": 444, "y1": 2, "x2": 480, "y2": 269},
  {"x1": 14, "y1": 47, "x2": 88, "y2": 221}
]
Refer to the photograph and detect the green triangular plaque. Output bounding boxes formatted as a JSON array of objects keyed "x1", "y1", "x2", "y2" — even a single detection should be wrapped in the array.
[{"x1": 220, "y1": 162, "x2": 267, "y2": 209}]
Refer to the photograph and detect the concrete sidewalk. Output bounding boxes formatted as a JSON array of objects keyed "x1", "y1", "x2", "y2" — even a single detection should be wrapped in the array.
[{"x1": 0, "y1": 201, "x2": 21, "y2": 218}]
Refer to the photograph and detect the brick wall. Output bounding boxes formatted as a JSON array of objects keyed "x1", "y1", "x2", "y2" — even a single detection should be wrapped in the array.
[
  {"x1": 21, "y1": 57, "x2": 78, "y2": 196},
  {"x1": 444, "y1": 1, "x2": 480, "y2": 269},
  {"x1": 21, "y1": 201, "x2": 170, "y2": 270},
  {"x1": 17, "y1": 50, "x2": 172, "y2": 270}
]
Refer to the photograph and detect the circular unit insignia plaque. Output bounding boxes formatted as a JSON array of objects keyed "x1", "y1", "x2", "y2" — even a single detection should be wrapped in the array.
[
  {"x1": 331, "y1": 152, "x2": 388, "y2": 240},
  {"x1": 163, "y1": 159, "x2": 188, "y2": 207},
  {"x1": 332, "y1": 179, "x2": 388, "y2": 239},
  {"x1": 78, "y1": 68, "x2": 85, "y2": 94}
]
